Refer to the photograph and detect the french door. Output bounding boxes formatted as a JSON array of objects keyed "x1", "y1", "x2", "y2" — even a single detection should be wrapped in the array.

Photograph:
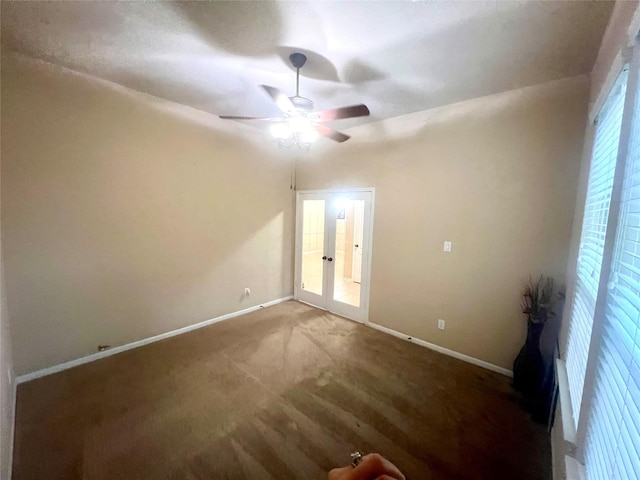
[{"x1": 295, "y1": 189, "x2": 374, "y2": 323}]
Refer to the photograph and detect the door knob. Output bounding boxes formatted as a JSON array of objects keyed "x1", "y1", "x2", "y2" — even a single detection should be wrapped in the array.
[
  {"x1": 354, "y1": 244, "x2": 359, "y2": 248},
  {"x1": 322, "y1": 256, "x2": 327, "y2": 260},
  {"x1": 328, "y1": 257, "x2": 333, "y2": 262}
]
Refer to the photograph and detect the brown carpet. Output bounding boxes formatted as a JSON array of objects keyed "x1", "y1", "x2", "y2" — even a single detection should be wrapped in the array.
[{"x1": 12, "y1": 301, "x2": 550, "y2": 479}]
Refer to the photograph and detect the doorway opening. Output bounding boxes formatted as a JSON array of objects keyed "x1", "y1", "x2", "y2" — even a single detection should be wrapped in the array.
[{"x1": 295, "y1": 189, "x2": 374, "y2": 323}]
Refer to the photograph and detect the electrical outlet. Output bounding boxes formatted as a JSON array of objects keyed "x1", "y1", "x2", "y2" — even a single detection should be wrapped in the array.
[
  {"x1": 244, "y1": 287, "x2": 251, "y2": 296},
  {"x1": 438, "y1": 319, "x2": 445, "y2": 330},
  {"x1": 443, "y1": 241, "x2": 452, "y2": 252}
]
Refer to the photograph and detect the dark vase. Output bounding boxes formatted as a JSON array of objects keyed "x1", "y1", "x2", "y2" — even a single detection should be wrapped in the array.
[{"x1": 512, "y1": 318, "x2": 545, "y2": 402}]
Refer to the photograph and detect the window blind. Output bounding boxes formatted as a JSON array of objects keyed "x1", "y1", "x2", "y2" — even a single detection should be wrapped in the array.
[
  {"x1": 565, "y1": 69, "x2": 629, "y2": 427},
  {"x1": 585, "y1": 58, "x2": 640, "y2": 480}
]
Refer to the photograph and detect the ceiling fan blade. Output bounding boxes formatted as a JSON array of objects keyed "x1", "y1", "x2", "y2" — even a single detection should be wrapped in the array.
[
  {"x1": 260, "y1": 85, "x2": 296, "y2": 114},
  {"x1": 315, "y1": 124, "x2": 350, "y2": 143},
  {"x1": 219, "y1": 115, "x2": 282, "y2": 120},
  {"x1": 316, "y1": 104, "x2": 370, "y2": 122}
]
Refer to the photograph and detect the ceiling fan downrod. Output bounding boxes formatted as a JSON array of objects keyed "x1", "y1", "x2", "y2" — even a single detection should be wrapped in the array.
[
  {"x1": 218, "y1": 51, "x2": 369, "y2": 145},
  {"x1": 289, "y1": 52, "x2": 307, "y2": 98}
]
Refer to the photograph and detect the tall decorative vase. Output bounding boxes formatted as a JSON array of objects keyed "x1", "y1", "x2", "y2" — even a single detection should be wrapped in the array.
[{"x1": 512, "y1": 318, "x2": 545, "y2": 402}]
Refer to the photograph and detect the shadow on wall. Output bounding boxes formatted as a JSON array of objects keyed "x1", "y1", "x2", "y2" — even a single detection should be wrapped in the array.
[{"x1": 1, "y1": 54, "x2": 294, "y2": 375}]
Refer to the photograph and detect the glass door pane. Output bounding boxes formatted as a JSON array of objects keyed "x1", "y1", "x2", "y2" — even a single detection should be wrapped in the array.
[
  {"x1": 332, "y1": 199, "x2": 363, "y2": 307},
  {"x1": 301, "y1": 199, "x2": 325, "y2": 296},
  {"x1": 296, "y1": 189, "x2": 372, "y2": 323}
]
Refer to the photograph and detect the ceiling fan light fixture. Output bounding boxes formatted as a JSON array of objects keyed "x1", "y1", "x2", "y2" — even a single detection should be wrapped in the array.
[
  {"x1": 290, "y1": 117, "x2": 319, "y2": 146},
  {"x1": 270, "y1": 122, "x2": 293, "y2": 141},
  {"x1": 270, "y1": 119, "x2": 318, "y2": 150},
  {"x1": 288, "y1": 116, "x2": 310, "y2": 133},
  {"x1": 298, "y1": 126, "x2": 319, "y2": 144}
]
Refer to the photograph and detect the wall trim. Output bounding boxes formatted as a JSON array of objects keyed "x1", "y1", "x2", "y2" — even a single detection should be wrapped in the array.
[
  {"x1": 16, "y1": 296, "x2": 293, "y2": 384},
  {"x1": 556, "y1": 359, "x2": 577, "y2": 452},
  {"x1": 367, "y1": 321, "x2": 513, "y2": 377}
]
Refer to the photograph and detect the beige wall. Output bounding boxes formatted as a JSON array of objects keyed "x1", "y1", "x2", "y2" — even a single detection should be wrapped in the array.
[
  {"x1": 1, "y1": 53, "x2": 294, "y2": 375},
  {"x1": 296, "y1": 76, "x2": 590, "y2": 370}
]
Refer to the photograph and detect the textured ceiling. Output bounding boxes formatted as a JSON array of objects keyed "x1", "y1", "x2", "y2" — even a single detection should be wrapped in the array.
[{"x1": 2, "y1": 1, "x2": 614, "y2": 134}]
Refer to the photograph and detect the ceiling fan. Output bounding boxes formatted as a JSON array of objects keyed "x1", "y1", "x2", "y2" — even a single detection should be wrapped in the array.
[{"x1": 219, "y1": 53, "x2": 370, "y2": 148}]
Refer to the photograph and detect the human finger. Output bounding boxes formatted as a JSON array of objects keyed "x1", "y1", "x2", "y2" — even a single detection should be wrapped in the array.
[
  {"x1": 328, "y1": 465, "x2": 351, "y2": 480},
  {"x1": 356, "y1": 453, "x2": 405, "y2": 480}
]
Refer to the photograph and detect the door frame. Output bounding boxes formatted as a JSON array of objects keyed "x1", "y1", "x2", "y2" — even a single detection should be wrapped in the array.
[{"x1": 294, "y1": 188, "x2": 375, "y2": 324}]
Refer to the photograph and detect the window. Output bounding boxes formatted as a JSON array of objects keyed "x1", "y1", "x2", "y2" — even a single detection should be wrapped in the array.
[
  {"x1": 584, "y1": 50, "x2": 640, "y2": 480},
  {"x1": 565, "y1": 69, "x2": 628, "y2": 427},
  {"x1": 561, "y1": 40, "x2": 640, "y2": 480}
]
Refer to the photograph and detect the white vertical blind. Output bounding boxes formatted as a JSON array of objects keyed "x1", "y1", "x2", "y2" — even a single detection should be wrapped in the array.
[
  {"x1": 585, "y1": 56, "x2": 640, "y2": 480},
  {"x1": 565, "y1": 69, "x2": 629, "y2": 427}
]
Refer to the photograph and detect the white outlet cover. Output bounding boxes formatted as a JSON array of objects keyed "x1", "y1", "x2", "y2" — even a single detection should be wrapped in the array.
[
  {"x1": 438, "y1": 319, "x2": 445, "y2": 330},
  {"x1": 443, "y1": 241, "x2": 452, "y2": 252}
]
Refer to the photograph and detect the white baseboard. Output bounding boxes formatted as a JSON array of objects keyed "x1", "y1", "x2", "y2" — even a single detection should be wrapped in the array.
[
  {"x1": 15, "y1": 296, "x2": 512, "y2": 384},
  {"x1": 16, "y1": 296, "x2": 293, "y2": 384},
  {"x1": 555, "y1": 359, "x2": 577, "y2": 450},
  {"x1": 367, "y1": 321, "x2": 513, "y2": 377}
]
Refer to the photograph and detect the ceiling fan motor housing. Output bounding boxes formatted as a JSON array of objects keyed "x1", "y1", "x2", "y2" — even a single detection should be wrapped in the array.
[
  {"x1": 289, "y1": 52, "x2": 307, "y2": 69},
  {"x1": 289, "y1": 95, "x2": 314, "y2": 112}
]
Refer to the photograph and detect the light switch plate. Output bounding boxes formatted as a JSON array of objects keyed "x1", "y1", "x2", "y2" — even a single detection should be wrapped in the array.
[
  {"x1": 444, "y1": 241, "x2": 452, "y2": 252},
  {"x1": 438, "y1": 319, "x2": 445, "y2": 330}
]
